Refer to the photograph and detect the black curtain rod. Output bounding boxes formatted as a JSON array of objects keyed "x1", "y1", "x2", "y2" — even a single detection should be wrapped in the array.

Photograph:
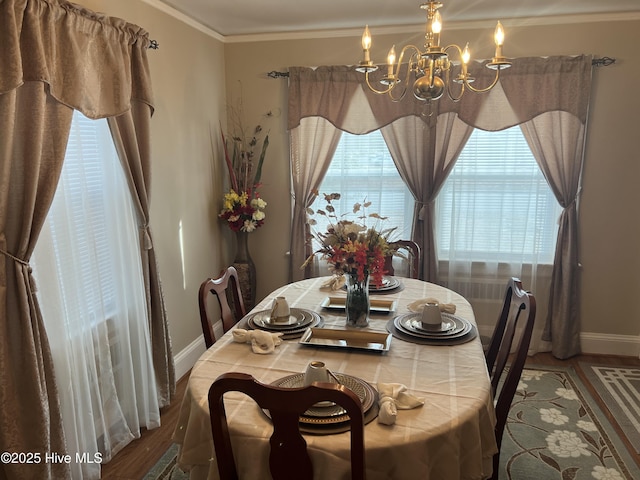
[{"x1": 267, "y1": 57, "x2": 616, "y2": 77}]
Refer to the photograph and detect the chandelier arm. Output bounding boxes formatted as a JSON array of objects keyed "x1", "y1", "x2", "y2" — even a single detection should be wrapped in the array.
[
  {"x1": 396, "y1": 45, "x2": 422, "y2": 69},
  {"x1": 441, "y1": 44, "x2": 467, "y2": 101},
  {"x1": 379, "y1": 46, "x2": 421, "y2": 101},
  {"x1": 364, "y1": 71, "x2": 395, "y2": 95},
  {"x1": 464, "y1": 67, "x2": 502, "y2": 93},
  {"x1": 440, "y1": 43, "x2": 503, "y2": 96},
  {"x1": 445, "y1": 67, "x2": 465, "y2": 103},
  {"x1": 393, "y1": 45, "x2": 422, "y2": 82},
  {"x1": 388, "y1": 83, "x2": 408, "y2": 102},
  {"x1": 391, "y1": 53, "x2": 422, "y2": 102}
]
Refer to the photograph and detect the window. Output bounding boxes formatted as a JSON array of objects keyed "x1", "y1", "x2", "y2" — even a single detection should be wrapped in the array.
[
  {"x1": 311, "y1": 130, "x2": 414, "y2": 239},
  {"x1": 38, "y1": 112, "x2": 119, "y2": 324},
  {"x1": 436, "y1": 126, "x2": 561, "y2": 264}
]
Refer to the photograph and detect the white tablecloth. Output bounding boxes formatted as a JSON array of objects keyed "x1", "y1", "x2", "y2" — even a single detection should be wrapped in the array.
[{"x1": 173, "y1": 277, "x2": 498, "y2": 480}]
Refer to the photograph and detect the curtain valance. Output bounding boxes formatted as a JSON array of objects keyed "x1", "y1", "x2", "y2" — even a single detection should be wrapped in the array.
[
  {"x1": 0, "y1": 0, "x2": 154, "y2": 118},
  {"x1": 287, "y1": 66, "x2": 361, "y2": 131},
  {"x1": 487, "y1": 55, "x2": 592, "y2": 126},
  {"x1": 287, "y1": 55, "x2": 592, "y2": 133}
]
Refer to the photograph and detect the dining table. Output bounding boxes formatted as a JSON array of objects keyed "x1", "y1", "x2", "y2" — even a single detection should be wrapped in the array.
[{"x1": 173, "y1": 276, "x2": 498, "y2": 480}]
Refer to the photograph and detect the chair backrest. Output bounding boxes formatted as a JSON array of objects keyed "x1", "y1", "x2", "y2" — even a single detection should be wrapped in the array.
[
  {"x1": 384, "y1": 240, "x2": 421, "y2": 279},
  {"x1": 198, "y1": 266, "x2": 246, "y2": 348},
  {"x1": 485, "y1": 278, "x2": 536, "y2": 478},
  {"x1": 208, "y1": 372, "x2": 366, "y2": 480}
]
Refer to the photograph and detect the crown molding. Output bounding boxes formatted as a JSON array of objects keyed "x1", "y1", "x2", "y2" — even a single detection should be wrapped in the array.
[
  {"x1": 142, "y1": 2, "x2": 640, "y2": 45},
  {"x1": 140, "y1": 0, "x2": 224, "y2": 42},
  {"x1": 226, "y1": 11, "x2": 640, "y2": 43}
]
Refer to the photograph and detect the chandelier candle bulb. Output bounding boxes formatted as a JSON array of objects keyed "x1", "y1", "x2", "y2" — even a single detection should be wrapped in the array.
[
  {"x1": 462, "y1": 43, "x2": 470, "y2": 64},
  {"x1": 431, "y1": 10, "x2": 442, "y2": 46},
  {"x1": 358, "y1": 25, "x2": 377, "y2": 72},
  {"x1": 494, "y1": 21, "x2": 505, "y2": 59},
  {"x1": 362, "y1": 25, "x2": 371, "y2": 59},
  {"x1": 387, "y1": 45, "x2": 396, "y2": 76},
  {"x1": 462, "y1": 43, "x2": 470, "y2": 77}
]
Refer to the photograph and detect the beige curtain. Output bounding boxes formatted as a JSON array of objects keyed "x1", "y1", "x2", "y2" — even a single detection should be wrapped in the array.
[
  {"x1": 289, "y1": 118, "x2": 343, "y2": 281},
  {"x1": 502, "y1": 56, "x2": 592, "y2": 359},
  {"x1": 520, "y1": 114, "x2": 584, "y2": 359},
  {"x1": 0, "y1": 1, "x2": 173, "y2": 477},
  {"x1": 380, "y1": 113, "x2": 474, "y2": 281},
  {"x1": 108, "y1": 104, "x2": 176, "y2": 407},
  {"x1": 288, "y1": 67, "x2": 355, "y2": 281},
  {"x1": 0, "y1": 81, "x2": 73, "y2": 480}
]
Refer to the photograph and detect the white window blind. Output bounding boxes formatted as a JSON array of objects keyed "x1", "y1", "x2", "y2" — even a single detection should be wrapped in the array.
[
  {"x1": 47, "y1": 113, "x2": 117, "y2": 323},
  {"x1": 311, "y1": 130, "x2": 414, "y2": 239},
  {"x1": 436, "y1": 126, "x2": 561, "y2": 264}
]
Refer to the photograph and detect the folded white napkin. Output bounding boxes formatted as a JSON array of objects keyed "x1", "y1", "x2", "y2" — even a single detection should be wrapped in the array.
[
  {"x1": 232, "y1": 328, "x2": 283, "y2": 354},
  {"x1": 320, "y1": 275, "x2": 346, "y2": 291},
  {"x1": 376, "y1": 383, "x2": 425, "y2": 426},
  {"x1": 407, "y1": 298, "x2": 456, "y2": 315}
]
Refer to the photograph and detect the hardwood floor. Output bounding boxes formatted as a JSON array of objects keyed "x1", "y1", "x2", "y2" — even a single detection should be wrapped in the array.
[{"x1": 100, "y1": 353, "x2": 640, "y2": 479}]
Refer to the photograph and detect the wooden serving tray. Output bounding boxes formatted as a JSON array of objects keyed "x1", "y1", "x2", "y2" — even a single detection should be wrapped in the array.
[{"x1": 320, "y1": 296, "x2": 397, "y2": 313}]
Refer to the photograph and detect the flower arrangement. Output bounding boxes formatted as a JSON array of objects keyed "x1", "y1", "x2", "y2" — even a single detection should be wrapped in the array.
[
  {"x1": 219, "y1": 190, "x2": 267, "y2": 232},
  {"x1": 218, "y1": 98, "x2": 270, "y2": 233},
  {"x1": 302, "y1": 192, "x2": 396, "y2": 287}
]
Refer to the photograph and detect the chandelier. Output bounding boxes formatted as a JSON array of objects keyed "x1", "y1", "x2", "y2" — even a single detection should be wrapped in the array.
[{"x1": 356, "y1": 1, "x2": 512, "y2": 103}]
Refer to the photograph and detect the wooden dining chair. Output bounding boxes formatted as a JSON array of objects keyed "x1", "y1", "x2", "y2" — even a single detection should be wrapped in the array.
[
  {"x1": 485, "y1": 277, "x2": 536, "y2": 480},
  {"x1": 384, "y1": 240, "x2": 421, "y2": 279},
  {"x1": 198, "y1": 266, "x2": 246, "y2": 348},
  {"x1": 208, "y1": 372, "x2": 366, "y2": 480}
]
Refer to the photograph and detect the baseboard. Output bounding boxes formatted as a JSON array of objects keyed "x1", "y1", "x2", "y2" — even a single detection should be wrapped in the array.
[
  {"x1": 580, "y1": 332, "x2": 640, "y2": 357},
  {"x1": 173, "y1": 336, "x2": 207, "y2": 381},
  {"x1": 474, "y1": 326, "x2": 639, "y2": 358}
]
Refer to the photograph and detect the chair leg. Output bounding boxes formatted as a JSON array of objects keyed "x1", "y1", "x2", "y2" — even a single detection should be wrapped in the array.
[{"x1": 490, "y1": 451, "x2": 499, "y2": 480}]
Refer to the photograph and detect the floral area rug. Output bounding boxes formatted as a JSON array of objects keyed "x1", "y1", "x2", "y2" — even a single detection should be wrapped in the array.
[
  {"x1": 499, "y1": 366, "x2": 640, "y2": 480},
  {"x1": 580, "y1": 364, "x2": 640, "y2": 454},
  {"x1": 143, "y1": 444, "x2": 188, "y2": 480}
]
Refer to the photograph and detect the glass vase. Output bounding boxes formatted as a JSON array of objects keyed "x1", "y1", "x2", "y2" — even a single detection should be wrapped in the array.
[{"x1": 345, "y1": 272, "x2": 370, "y2": 327}]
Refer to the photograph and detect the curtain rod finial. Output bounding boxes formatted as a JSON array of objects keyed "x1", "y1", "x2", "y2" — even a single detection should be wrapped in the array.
[
  {"x1": 592, "y1": 56, "x2": 615, "y2": 67},
  {"x1": 267, "y1": 71, "x2": 289, "y2": 78}
]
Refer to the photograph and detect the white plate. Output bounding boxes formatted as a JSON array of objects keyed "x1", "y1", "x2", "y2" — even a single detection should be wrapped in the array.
[
  {"x1": 407, "y1": 318, "x2": 455, "y2": 334},
  {"x1": 369, "y1": 276, "x2": 401, "y2": 292},
  {"x1": 250, "y1": 308, "x2": 314, "y2": 330},
  {"x1": 395, "y1": 313, "x2": 472, "y2": 339},
  {"x1": 269, "y1": 372, "x2": 375, "y2": 422}
]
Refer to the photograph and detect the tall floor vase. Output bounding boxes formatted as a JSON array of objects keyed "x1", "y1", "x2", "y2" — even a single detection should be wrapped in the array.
[{"x1": 232, "y1": 231, "x2": 256, "y2": 309}]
